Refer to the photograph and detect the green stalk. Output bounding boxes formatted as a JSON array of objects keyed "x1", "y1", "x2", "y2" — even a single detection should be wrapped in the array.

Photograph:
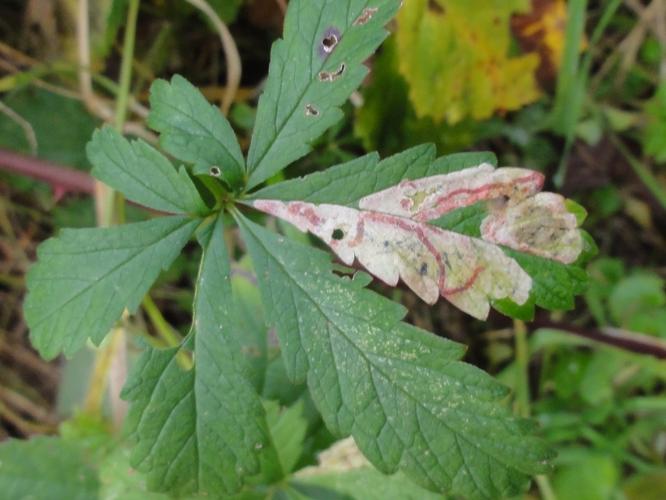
[
  {"x1": 142, "y1": 295, "x2": 182, "y2": 348},
  {"x1": 114, "y1": 0, "x2": 141, "y2": 133},
  {"x1": 514, "y1": 321, "x2": 558, "y2": 500},
  {"x1": 553, "y1": 0, "x2": 622, "y2": 187},
  {"x1": 82, "y1": 0, "x2": 141, "y2": 420},
  {"x1": 514, "y1": 320, "x2": 531, "y2": 419}
]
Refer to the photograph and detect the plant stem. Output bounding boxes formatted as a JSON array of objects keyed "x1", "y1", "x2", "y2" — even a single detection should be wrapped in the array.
[
  {"x1": 514, "y1": 321, "x2": 558, "y2": 500},
  {"x1": 553, "y1": 0, "x2": 622, "y2": 186},
  {"x1": 80, "y1": 0, "x2": 141, "y2": 422},
  {"x1": 142, "y1": 295, "x2": 182, "y2": 348},
  {"x1": 115, "y1": 0, "x2": 141, "y2": 132},
  {"x1": 535, "y1": 476, "x2": 558, "y2": 500},
  {"x1": 514, "y1": 320, "x2": 530, "y2": 419}
]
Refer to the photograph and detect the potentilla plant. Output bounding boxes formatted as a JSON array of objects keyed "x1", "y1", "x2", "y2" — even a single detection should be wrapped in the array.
[{"x1": 23, "y1": 1, "x2": 592, "y2": 498}]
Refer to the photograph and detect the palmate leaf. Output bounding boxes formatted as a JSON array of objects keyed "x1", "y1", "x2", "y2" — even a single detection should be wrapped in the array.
[
  {"x1": 24, "y1": 216, "x2": 199, "y2": 359},
  {"x1": 87, "y1": 127, "x2": 207, "y2": 215},
  {"x1": 237, "y1": 215, "x2": 553, "y2": 499},
  {"x1": 246, "y1": 0, "x2": 402, "y2": 189},
  {"x1": 121, "y1": 217, "x2": 271, "y2": 496},
  {"x1": 148, "y1": 75, "x2": 245, "y2": 187}
]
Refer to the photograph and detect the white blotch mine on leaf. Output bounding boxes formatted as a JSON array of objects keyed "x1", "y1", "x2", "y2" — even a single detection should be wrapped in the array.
[
  {"x1": 253, "y1": 200, "x2": 531, "y2": 319},
  {"x1": 481, "y1": 192, "x2": 582, "y2": 264},
  {"x1": 253, "y1": 164, "x2": 583, "y2": 319},
  {"x1": 359, "y1": 163, "x2": 544, "y2": 221}
]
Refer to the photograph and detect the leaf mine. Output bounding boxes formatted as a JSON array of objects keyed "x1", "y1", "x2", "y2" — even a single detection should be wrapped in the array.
[
  {"x1": 252, "y1": 199, "x2": 531, "y2": 319},
  {"x1": 481, "y1": 192, "x2": 583, "y2": 264},
  {"x1": 319, "y1": 63, "x2": 346, "y2": 82},
  {"x1": 358, "y1": 163, "x2": 544, "y2": 221},
  {"x1": 305, "y1": 104, "x2": 320, "y2": 117},
  {"x1": 356, "y1": 164, "x2": 583, "y2": 264},
  {"x1": 353, "y1": 7, "x2": 379, "y2": 26}
]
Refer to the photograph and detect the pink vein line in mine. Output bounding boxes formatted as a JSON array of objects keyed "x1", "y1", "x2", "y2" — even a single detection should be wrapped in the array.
[
  {"x1": 412, "y1": 172, "x2": 545, "y2": 222},
  {"x1": 346, "y1": 211, "x2": 484, "y2": 298}
]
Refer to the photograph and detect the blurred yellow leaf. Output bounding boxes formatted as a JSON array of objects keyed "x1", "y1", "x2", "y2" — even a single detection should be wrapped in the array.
[
  {"x1": 396, "y1": 0, "x2": 541, "y2": 124},
  {"x1": 512, "y1": 0, "x2": 586, "y2": 84}
]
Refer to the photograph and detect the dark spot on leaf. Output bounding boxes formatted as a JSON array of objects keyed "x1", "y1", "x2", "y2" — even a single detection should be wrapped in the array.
[
  {"x1": 319, "y1": 63, "x2": 346, "y2": 82},
  {"x1": 332, "y1": 228, "x2": 345, "y2": 240},
  {"x1": 209, "y1": 166, "x2": 221, "y2": 177},
  {"x1": 319, "y1": 27, "x2": 341, "y2": 57},
  {"x1": 305, "y1": 104, "x2": 320, "y2": 117},
  {"x1": 353, "y1": 7, "x2": 379, "y2": 26},
  {"x1": 383, "y1": 240, "x2": 389, "y2": 248},
  {"x1": 428, "y1": 0, "x2": 445, "y2": 14},
  {"x1": 420, "y1": 263, "x2": 428, "y2": 276}
]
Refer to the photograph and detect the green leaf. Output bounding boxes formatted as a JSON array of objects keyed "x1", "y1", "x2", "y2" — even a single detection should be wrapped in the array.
[
  {"x1": 24, "y1": 216, "x2": 198, "y2": 359},
  {"x1": 98, "y1": 446, "x2": 170, "y2": 500},
  {"x1": 231, "y1": 256, "x2": 269, "y2": 391},
  {"x1": 250, "y1": 145, "x2": 497, "y2": 206},
  {"x1": 0, "y1": 437, "x2": 99, "y2": 500},
  {"x1": 507, "y1": 249, "x2": 589, "y2": 312},
  {"x1": 237, "y1": 215, "x2": 553, "y2": 499},
  {"x1": 122, "y1": 217, "x2": 270, "y2": 496},
  {"x1": 265, "y1": 399, "x2": 309, "y2": 476},
  {"x1": 246, "y1": 0, "x2": 402, "y2": 189},
  {"x1": 553, "y1": 449, "x2": 619, "y2": 500},
  {"x1": 608, "y1": 274, "x2": 666, "y2": 330},
  {"x1": 292, "y1": 467, "x2": 442, "y2": 500},
  {"x1": 87, "y1": 127, "x2": 207, "y2": 215},
  {"x1": 148, "y1": 75, "x2": 245, "y2": 187}
]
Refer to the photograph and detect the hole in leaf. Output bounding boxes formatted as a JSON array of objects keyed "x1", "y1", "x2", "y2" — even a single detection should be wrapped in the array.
[
  {"x1": 332, "y1": 228, "x2": 345, "y2": 240},
  {"x1": 305, "y1": 103, "x2": 320, "y2": 117},
  {"x1": 353, "y1": 7, "x2": 378, "y2": 26},
  {"x1": 319, "y1": 27, "x2": 341, "y2": 57},
  {"x1": 419, "y1": 263, "x2": 428, "y2": 276},
  {"x1": 209, "y1": 166, "x2": 222, "y2": 177},
  {"x1": 319, "y1": 63, "x2": 346, "y2": 82},
  {"x1": 322, "y1": 34, "x2": 338, "y2": 52}
]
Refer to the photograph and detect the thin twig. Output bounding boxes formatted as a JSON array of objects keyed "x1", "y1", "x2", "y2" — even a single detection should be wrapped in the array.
[
  {"x1": 0, "y1": 401, "x2": 56, "y2": 436},
  {"x1": 538, "y1": 321, "x2": 666, "y2": 359},
  {"x1": 0, "y1": 149, "x2": 93, "y2": 193},
  {"x1": 0, "y1": 387, "x2": 58, "y2": 425},
  {"x1": 186, "y1": 0, "x2": 242, "y2": 114},
  {"x1": 0, "y1": 103, "x2": 37, "y2": 154},
  {"x1": 0, "y1": 40, "x2": 38, "y2": 66}
]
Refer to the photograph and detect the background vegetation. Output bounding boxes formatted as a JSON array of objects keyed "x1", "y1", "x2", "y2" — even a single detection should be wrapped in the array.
[{"x1": 0, "y1": 0, "x2": 665, "y2": 498}]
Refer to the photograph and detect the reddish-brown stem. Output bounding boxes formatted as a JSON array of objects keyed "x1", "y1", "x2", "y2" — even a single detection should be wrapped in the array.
[
  {"x1": 0, "y1": 148, "x2": 94, "y2": 194},
  {"x1": 537, "y1": 320, "x2": 666, "y2": 359}
]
